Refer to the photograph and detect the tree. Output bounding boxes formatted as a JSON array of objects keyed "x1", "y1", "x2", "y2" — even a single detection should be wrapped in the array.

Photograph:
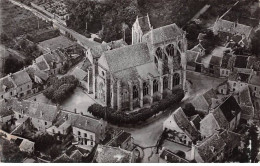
[
  {"x1": 4, "y1": 56, "x2": 24, "y2": 75},
  {"x1": 35, "y1": 134, "x2": 56, "y2": 152},
  {"x1": 0, "y1": 138, "x2": 27, "y2": 162},
  {"x1": 49, "y1": 146, "x2": 61, "y2": 160}
]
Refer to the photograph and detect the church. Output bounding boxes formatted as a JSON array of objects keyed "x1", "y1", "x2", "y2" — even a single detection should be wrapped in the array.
[{"x1": 83, "y1": 15, "x2": 187, "y2": 111}]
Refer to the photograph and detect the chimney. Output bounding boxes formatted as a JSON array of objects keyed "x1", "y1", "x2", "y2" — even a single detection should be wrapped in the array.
[{"x1": 74, "y1": 108, "x2": 77, "y2": 113}]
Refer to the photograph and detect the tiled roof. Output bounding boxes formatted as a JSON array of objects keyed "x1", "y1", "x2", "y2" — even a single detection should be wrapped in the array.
[
  {"x1": 19, "y1": 139, "x2": 35, "y2": 152},
  {"x1": 109, "y1": 131, "x2": 131, "y2": 147},
  {"x1": 0, "y1": 99, "x2": 14, "y2": 117},
  {"x1": 212, "y1": 108, "x2": 229, "y2": 129},
  {"x1": 219, "y1": 130, "x2": 241, "y2": 151},
  {"x1": 191, "y1": 95, "x2": 209, "y2": 113},
  {"x1": 53, "y1": 154, "x2": 72, "y2": 163},
  {"x1": 172, "y1": 107, "x2": 200, "y2": 141},
  {"x1": 65, "y1": 145, "x2": 89, "y2": 157},
  {"x1": 146, "y1": 23, "x2": 183, "y2": 45},
  {"x1": 217, "y1": 95, "x2": 242, "y2": 122},
  {"x1": 93, "y1": 145, "x2": 133, "y2": 163},
  {"x1": 71, "y1": 67, "x2": 88, "y2": 81},
  {"x1": 191, "y1": 43, "x2": 205, "y2": 53},
  {"x1": 160, "y1": 149, "x2": 189, "y2": 163},
  {"x1": 186, "y1": 50, "x2": 199, "y2": 66},
  {"x1": 25, "y1": 66, "x2": 49, "y2": 81},
  {"x1": 240, "y1": 105, "x2": 254, "y2": 120},
  {"x1": 209, "y1": 56, "x2": 222, "y2": 66},
  {"x1": 221, "y1": 53, "x2": 233, "y2": 69},
  {"x1": 80, "y1": 58, "x2": 92, "y2": 72},
  {"x1": 239, "y1": 86, "x2": 253, "y2": 106},
  {"x1": 36, "y1": 60, "x2": 49, "y2": 71},
  {"x1": 101, "y1": 43, "x2": 151, "y2": 73},
  {"x1": 69, "y1": 114, "x2": 101, "y2": 133},
  {"x1": 42, "y1": 49, "x2": 66, "y2": 68},
  {"x1": 203, "y1": 89, "x2": 218, "y2": 106},
  {"x1": 234, "y1": 55, "x2": 249, "y2": 69},
  {"x1": 38, "y1": 36, "x2": 75, "y2": 51},
  {"x1": 9, "y1": 99, "x2": 58, "y2": 122},
  {"x1": 238, "y1": 73, "x2": 251, "y2": 83},
  {"x1": 196, "y1": 133, "x2": 226, "y2": 162},
  {"x1": 69, "y1": 150, "x2": 83, "y2": 161},
  {"x1": 138, "y1": 16, "x2": 151, "y2": 34},
  {"x1": 11, "y1": 70, "x2": 32, "y2": 87},
  {"x1": 0, "y1": 76, "x2": 15, "y2": 92},
  {"x1": 249, "y1": 74, "x2": 260, "y2": 86},
  {"x1": 189, "y1": 114, "x2": 201, "y2": 130}
]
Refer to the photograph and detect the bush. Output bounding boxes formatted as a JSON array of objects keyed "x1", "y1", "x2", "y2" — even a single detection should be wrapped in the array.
[
  {"x1": 88, "y1": 88, "x2": 184, "y2": 125},
  {"x1": 43, "y1": 75, "x2": 78, "y2": 103}
]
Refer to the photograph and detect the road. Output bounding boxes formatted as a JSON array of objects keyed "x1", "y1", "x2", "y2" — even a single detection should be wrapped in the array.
[{"x1": 115, "y1": 71, "x2": 226, "y2": 162}]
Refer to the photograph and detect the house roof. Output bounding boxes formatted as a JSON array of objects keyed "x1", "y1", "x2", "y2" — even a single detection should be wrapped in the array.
[
  {"x1": 160, "y1": 149, "x2": 189, "y2": 163},
  {"x1": 191, "y1": 43, "x2": 205, "y2": 53},
  {"x1": 71, "y1": 67, "x2": 88, "y2": 81},
  {"x1": 65, "y1": 145, "x2": 89, "y2": 157},
  {"x1": 38, "y1": 36, "x2": 75, "y2": 51},
  {"x1": 189, "y1": 114, "x2": 201, "y2": 130},
  {"x1": 9, "y1": 99, "x2": 58, "y2": 122},
  {"x1": 216, "y1": 95, "x2": 242, "y2": 122},
  {"x1": 137, "y1": 15, "x2": 151, "y2": 34},
  {"x1": 196, "y1": 133, "x2": 226, "y2": 162},
  {"x1": 0, "y1": 76, "x2": 15, "y2": 92},
  {"x1": 234, "y1": 55, "x2": 249, "y2": 69},
  {"x1": 80, "y1": 58, "x2": 92, "y2": 72},
  {"x1": 171, "y1": 107, "x2": 200, "y2": 141},
  {"x1": 26, "y1": 66, "x2": 49, "y2": 81},
  {"x1": 101, "y1": 39, "x2": 128, "y2": 52},
  {"x1": 209, "y1": 56, "x2": 222, "y2": 66},
  {"x1": 191, "y1": 89, "x2": 218, "y2": 112},
  {"x1": 186, "y1": 50, "x2": 199, "y2": 66},
  {"x1": 249, "y1": 74, "x2": 260, "y2": 86},
  {"x1": 239, "y1": 85, "x2": 253, "y2": 106},
  {"x1": 35, "y1": 60, "x2": 49, "y2": 71},
  {"x1": 203, "y1": 89, "x2": 218, "y2": 106},
  {"x1": 219, "y1": 130, "x2": 241, "y2": 151},
  {"x1": 69, "y1": 114, "x2": 102, "y2": 134},
  {"x1": 212, "y1": 108, "x2": 229, "y2": 129},
  {"x1": 42, "y1": 49, "x2": 66, "y2": 69},
  {"x1": 69, "y1": 149, "x2": 83, "y2": 161},
  {"x1": 109, "y1": 131, "x2": 131, "y2": 147},
  {"x1": 228, "y1": 70, "x2": 251, "y2": 83},
  {"x1": 240, "y1": 105, "x2": 254, "y2": 120},
  {"x1": 93, "y1": 145, "x2": 133, "y2": 163},
  {"x1": 101, "y1": 43, "x2": 151, "y2": 73},
  {"x1": 221, "y1": 53, "x2": 233, "y2": 69},
  {"x1": 53, "y1": 154, "x2": 72, "y2": 163},
  {"x1": 0, "y1": 99, "x2": 14, "y2": 117},
  {"x1": 144, "y1": 23, "x2": 183, "y2": 45},
  {"x1": 11, "y1": 70, "x2": 32, "y2": 87},
  {"x1": 19, "y1": 139, "x2": 35, "y2": 152}
]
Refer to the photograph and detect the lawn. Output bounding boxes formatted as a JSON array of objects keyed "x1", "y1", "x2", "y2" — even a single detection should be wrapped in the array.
[{"x1": 0, "y1": 0, "x2": 51, "y2": 40}]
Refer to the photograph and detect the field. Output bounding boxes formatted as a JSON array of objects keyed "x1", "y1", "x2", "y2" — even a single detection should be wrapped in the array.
[{"x1": 0, "y1": 0, "x2": 51, "y2": 39}]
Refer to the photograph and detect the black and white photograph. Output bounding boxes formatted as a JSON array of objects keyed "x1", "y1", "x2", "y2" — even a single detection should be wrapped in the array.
[{"x1": 0, "y1": 0, "x2": 260, "y2": 163}]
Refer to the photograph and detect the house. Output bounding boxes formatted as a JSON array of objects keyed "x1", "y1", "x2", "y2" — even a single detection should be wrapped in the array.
[
  {"x1": 69, "y1": 113, "x2": 107, "y2": 147},
  {"x1": 213, "y1": 18, "x2": 254, "y2": 48},
  {"x1": 0, "y1": 75, "x2": 16, "y2": 99},
  {"x1": 38, "y1": 36, "x2": 76, "y2": 53},
  {"x1": 186, "y1": 50, "x2": 200, "y2": 71},
  {"x1": 228, "y1": 68, "x2": 253, "y2": 93},
  {"x1": 163, "y1": 107, "x2": 200, "y2": 146},
  {"x1": 200, "y1": 95, "x2": 241, "y2": 137},
  {"x1": 247, "y1": 56, "x2": 260, "y2": 71},
  {"x1": 92, "y1": 145, "x2": 135, "y2": 163},
  {"x1": 0, "y1": 99, "x2": 14, "y2": 125},
  {"x1": 248, "y1": 72, "x2": 260, "y2": 98},
  {"x1": 46, "y1": 111, "x2": 71, "y2": 136},
  {"x1": 216, "y1": 81, "x2": 229, "y2": 95},
  {"x1": 192, "y1": 133, "x2": 226, "y2": 163},
  {"x1": 71, "y1": 67, "x2": 89, "y2": 91},
  {"x1": 9, "y1": 70, "x2": 33, "y2": 98},
  {"x1": 9, "y1": 99, "x2": 59, "y2": 131},
  {"x1": 220, "y1": 52, "x2": 234, "y2": 77},
  {"x1": 54, "y1": 145, "x2": 90, "y2": 163},
  {"x1": 107, "y1": 131, "x2": 133, "y2": 151},
  {"x1": 233, "y1": 55, "x2": 250, "y2": 70},
  {"x1": 236, "y1": 85, "x2": 254, "y2": 120},
  {"x1": 35, "y1": 49, "x2": 67, "y2": 75},
  {"x1": 190, "y1": 88, "x2": 218, "y2": 115},
  {"x1": 159, "y1": 149, "x2": 189, "y2": 163},
  {"x1": 208, "y1": 55, "x2": 222, "y2": 77},
  {"x1": 19, "y1": 139, "x2": 35, "y2": 153},
  {"x1": 190, "y1": 44, "x2": 206, "y2": 73}
]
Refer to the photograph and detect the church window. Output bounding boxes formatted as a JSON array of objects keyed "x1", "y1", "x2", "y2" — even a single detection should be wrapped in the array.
[
  {"x1": 122, "y1": 90, "x2": 128, "y2": 103},
  {"x1": 173, "y1": 73, "x2": 180, "y2": 87},
  {"x1": 156, "y1": 47, "x2": 163, "y2": 59},
  {"x1": 166, "y1": 44, "x2": 175, "y2": 56},
  {"x1": 133, "y1": 85, "x2": 138, "y2": 99},
  {"x1": 163, "y1": 77, "x2": 168, "y2": 89},
  {"x1": 102, "y1": 71, "x2": 105, "y2": 76},
  {"x1": 178, "y1": 41, "x2": 182, "y2": 51},
  {"x1": 143, "y1": 82, "x2": 149, "y2": 96},
  {"x1": 154, "y1": 56, "x2": 158, "y2": 68},
  {"x1": 153, "y1": 80, "x2": 159, "y2": 93}
]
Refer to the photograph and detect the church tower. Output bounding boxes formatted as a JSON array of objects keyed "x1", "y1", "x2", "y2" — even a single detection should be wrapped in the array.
[{"x1": 132, "y1": 14, "x2": 152, "y2": 45}]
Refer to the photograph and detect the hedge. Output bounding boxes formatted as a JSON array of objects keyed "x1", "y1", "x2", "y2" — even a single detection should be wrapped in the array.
[{"x1": 88, "y1": 88, "x2": 185, "y2": 125}]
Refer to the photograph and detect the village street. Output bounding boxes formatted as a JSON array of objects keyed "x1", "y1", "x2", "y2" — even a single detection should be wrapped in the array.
[{"x1": 115, "y1": 71, "x2": 226, "y2": 162}]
